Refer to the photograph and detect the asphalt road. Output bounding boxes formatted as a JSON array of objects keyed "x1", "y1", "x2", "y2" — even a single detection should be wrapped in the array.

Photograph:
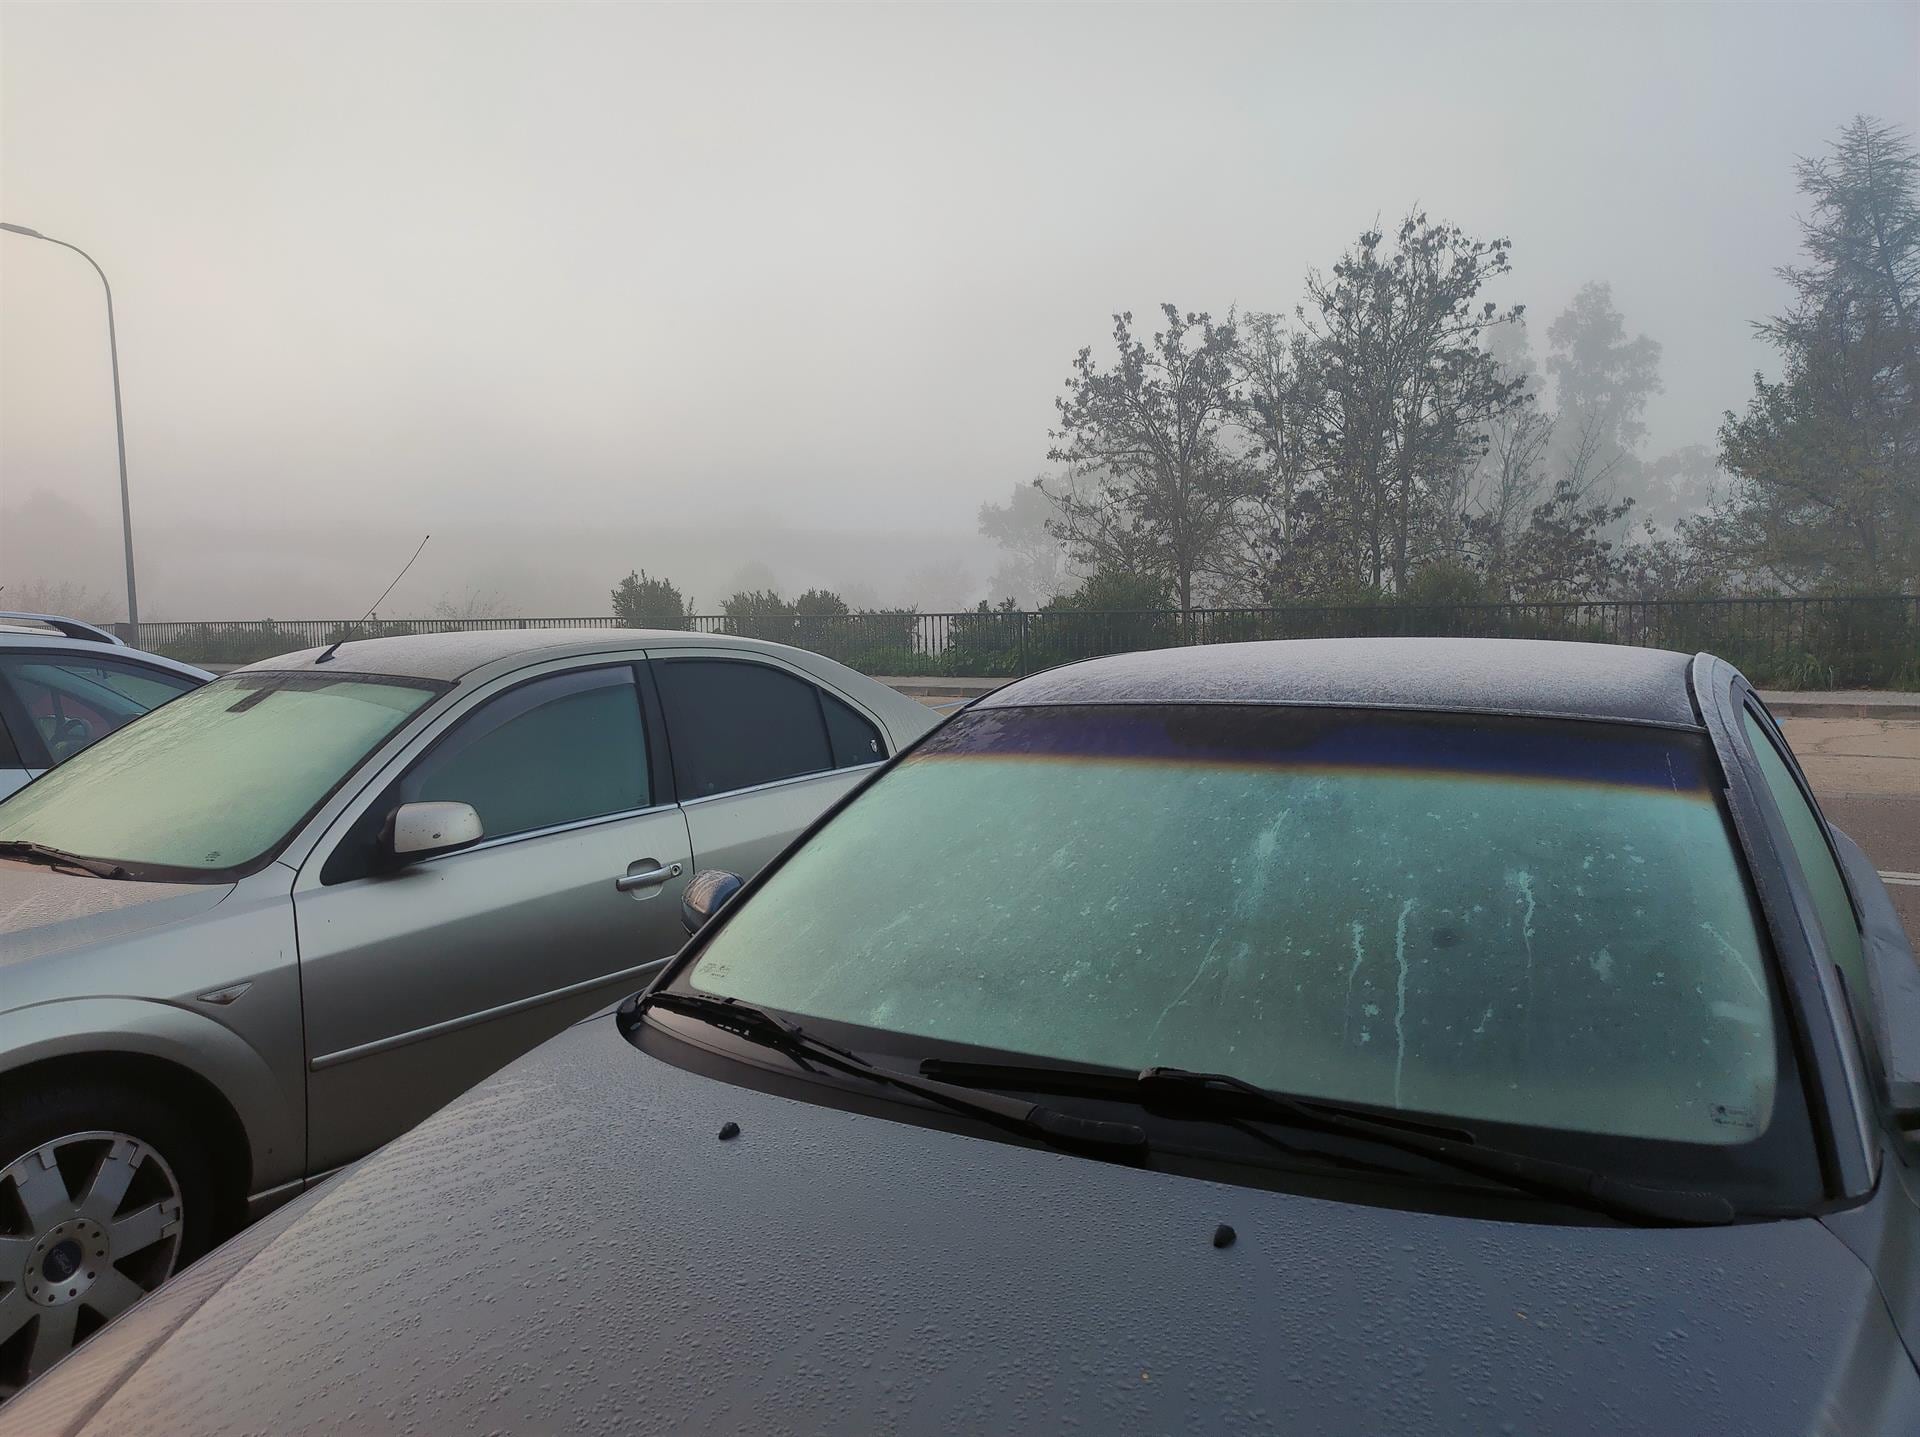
[{"x1": 1782, "y1": 717, "x2": 1920, "y2": 949}]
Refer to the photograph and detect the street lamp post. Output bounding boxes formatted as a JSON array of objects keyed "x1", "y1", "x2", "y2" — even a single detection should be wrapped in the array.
[{"x1": 1, "y1": 222, "x2": 140, "y2": 631}]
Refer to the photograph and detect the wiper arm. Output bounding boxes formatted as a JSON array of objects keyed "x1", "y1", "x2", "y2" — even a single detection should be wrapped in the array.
[
  {"x1": 921, "y1": 1058, "x2": 1734, "y2": 1227},
  {"x1": 0, "y1": 840, "x2": 132, "y2": 880},
  {"x1": 629, "y1": 992, "x2": 1146, "y2": 1157}
]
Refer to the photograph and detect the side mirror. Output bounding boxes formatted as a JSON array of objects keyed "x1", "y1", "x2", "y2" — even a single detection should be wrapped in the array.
[
  {"x1": 1868, "y1": 933, "x2": 1920, "y2": 1128},
  {"x1": 384, "y1": 801, "x2": 484, "y2": 867},
  {"x1": 1834, "y1": 832, "x2": 1920, "y2": 1127},
  {"x1": 681, "y1": 869, "x2": 743, "y2": 935}
]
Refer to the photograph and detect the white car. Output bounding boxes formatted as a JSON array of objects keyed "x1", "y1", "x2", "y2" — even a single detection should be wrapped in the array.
[{"x1": 0, "y1": 614, "x2": 209, "y2": 800}]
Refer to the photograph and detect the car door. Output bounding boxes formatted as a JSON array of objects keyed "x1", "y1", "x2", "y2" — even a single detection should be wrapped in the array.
[
  {"x1": 292, "y1": 659, "x2": 693, "y2": 1173},
  {"x1": 650, "y1": 653, "x2": 890, "y2": 879},
  {"x1": 0, "y1": 650, "x2": 202, "y2": 789}
]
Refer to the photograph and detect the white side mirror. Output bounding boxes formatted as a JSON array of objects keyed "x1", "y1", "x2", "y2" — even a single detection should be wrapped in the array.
[{"x1": 387, "y1": 800, "x2": 484, "y2": 864}]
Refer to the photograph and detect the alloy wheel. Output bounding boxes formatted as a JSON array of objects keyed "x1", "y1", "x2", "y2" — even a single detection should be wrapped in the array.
[{"x1": 0, "y1": 1131, "x2": 184, "y2": 1398}]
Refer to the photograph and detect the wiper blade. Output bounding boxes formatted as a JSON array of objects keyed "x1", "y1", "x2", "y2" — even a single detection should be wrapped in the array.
[
  {"x1": 630, "y1": 992, "x2": 1146, "y2": 1157},
  {"x1": 921, "y1": 1059, "x2": 1734, "y2": 1227},
  {"x1": 0, "y1": 840, "x2": 132, "y2": 880}
]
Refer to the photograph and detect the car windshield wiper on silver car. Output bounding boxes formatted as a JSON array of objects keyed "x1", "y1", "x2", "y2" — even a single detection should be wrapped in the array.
[
  {"x1": 920, "y1": 1058, "x2": 1737, "y2": 1227},
  {"x1": 630, "y1": 991, "x2": 1147, "y2": 1158},
  {"x1": 0, "y1": 839, "x2": 132, "y2": 880}
]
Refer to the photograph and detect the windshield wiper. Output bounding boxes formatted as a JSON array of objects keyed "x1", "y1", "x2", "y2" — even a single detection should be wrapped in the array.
[
  {"x1": 0, "y1": 840, "x2": 132, "y2": 880},
  {"x1": 921, "y1": 1059, "x2": 1735, "y2": 1227},
  {"x1": 629, "y1": 991, "x2": 1146, "y2": 1157}
]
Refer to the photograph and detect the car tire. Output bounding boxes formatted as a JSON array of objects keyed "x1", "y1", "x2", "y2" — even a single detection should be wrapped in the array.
[{"x1": 0, "y1": 1081, "x2": 220, "y2": 1394}]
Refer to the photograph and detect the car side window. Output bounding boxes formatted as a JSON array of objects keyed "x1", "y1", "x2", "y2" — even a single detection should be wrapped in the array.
[
  {"x1": 1743, "y1": 708, "x2": 1870, "y2": 1018},
  {"x1": 401, "y1": 666, "x2": 650, "y2": 841},
  {"x1": 654, "y1": 659, "x2": 836, "y2": 799},
  {"x1": 0, "y1": 654, "x2": 200, "y2": 764},
  {"x1": 822, "y1": 690, "x2": 886, "y2": 767}
]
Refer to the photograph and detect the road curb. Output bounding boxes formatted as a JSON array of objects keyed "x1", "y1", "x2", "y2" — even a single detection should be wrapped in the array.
[
  {"x1": 1760, "y1": 693, "x2": 1920, "y2": 721},
  {"x1": 874, "y1": 676, "x2": 1003, "y2": 699}
]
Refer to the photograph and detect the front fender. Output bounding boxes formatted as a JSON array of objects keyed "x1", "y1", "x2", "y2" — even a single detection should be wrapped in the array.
[{"x1": 0, "y1": 996, "x2": 300, "y2": 1193}]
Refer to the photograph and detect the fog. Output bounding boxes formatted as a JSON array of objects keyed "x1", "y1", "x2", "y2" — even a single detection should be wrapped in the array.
[{"x1": 2, "y1": 2, "x2": 1915, "y2": 621}]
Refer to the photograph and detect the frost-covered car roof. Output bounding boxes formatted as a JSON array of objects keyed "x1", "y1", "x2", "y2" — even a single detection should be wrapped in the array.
[
  {"x1": 231, "y1": 627, "x2": 691, "y2": 681},
  {"x1": 234, "y1": 627, "x2": 850, "y2": 684},
  {"x1": 980, "y1": 637, "x2": 1700, "y2": 728},
  {"x1": 224, "y1": 626, "x2": 936, "y2": 742}
]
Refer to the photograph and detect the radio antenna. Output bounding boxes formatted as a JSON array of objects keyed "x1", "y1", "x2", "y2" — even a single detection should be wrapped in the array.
[{"x1": 361, "y1": 534, "x2": 430, "y2": 623}]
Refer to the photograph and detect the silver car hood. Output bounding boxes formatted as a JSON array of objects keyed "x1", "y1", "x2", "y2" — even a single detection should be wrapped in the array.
[
  {"x1": 12, "y1": 1013, "x2": 1918, "y2": 1436},
  {"x1": 0, "y1": 859, "x2": 231, "y2": 964}
]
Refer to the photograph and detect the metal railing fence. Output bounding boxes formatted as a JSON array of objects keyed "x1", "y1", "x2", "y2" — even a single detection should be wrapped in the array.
[{"x1": 131, "y1": 594, "x2": 1920, "y2": 689}]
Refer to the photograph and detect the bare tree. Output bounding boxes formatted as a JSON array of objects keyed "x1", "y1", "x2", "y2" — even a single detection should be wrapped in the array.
[
  {"x1": 1558, "y1": 411, "x2": 1629, "y2": 505},
  {"x1": 1463, "y1": 401, "x2": 1554, "y2": 597}
]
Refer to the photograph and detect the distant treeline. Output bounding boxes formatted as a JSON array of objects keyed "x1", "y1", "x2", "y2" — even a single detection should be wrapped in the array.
[
  {"x1": 963, "y1": 116, "x2": 1913, "y2": 616},
  {"x1": 619, "y1": 119, "x2": 1914, "y2": 631}
]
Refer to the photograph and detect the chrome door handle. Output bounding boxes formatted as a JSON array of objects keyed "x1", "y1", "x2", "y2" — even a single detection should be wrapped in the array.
[{"x1": 615, "y1": 861, "x2": 682, "y2": 892}]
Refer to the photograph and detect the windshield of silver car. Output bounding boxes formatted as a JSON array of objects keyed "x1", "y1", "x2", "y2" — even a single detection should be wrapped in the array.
[
  {"x1": 0, "y1": 671, "x2": 440, "y2": 878},
  {"x1": 690, "y1": 704, "x2": 1784, "y2": 1152}
]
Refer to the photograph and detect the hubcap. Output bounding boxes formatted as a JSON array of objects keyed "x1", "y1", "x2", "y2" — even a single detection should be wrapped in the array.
[
  {"x1": 25, "y1": 1222, "x2": 105, "y2": 1306},
  {"x1": 0, "y1": 1132, "x2": 183, "y2": 1398}
]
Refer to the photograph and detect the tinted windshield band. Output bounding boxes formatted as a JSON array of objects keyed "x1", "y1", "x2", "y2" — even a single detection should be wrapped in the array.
[{"x1": 924, "y1": 704, "x2": 1714, "y2": 792}]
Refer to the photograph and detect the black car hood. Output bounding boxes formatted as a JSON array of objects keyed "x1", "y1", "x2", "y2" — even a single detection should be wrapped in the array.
[{"x1": 20, "y1": 1015, "x2": 1917, "y2": 1436}]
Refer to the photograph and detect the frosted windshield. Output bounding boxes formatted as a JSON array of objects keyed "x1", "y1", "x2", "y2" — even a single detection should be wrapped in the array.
[
  {"x1": 693, "y1": 706, "x2": 1778, "y2": 1147},
  {"x1": 0, "y1": 672, "x2": 437, "y2": 874}
]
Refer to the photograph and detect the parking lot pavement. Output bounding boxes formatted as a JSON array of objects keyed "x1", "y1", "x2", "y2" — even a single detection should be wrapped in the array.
[{"x1": 1781, "y1": 717, "x2": 1920, "y2": 949}]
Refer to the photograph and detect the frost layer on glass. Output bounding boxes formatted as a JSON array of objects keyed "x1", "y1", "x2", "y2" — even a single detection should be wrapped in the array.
[{"x1": 695, "y1": 706, "x2": 1775, "y2": 1145}]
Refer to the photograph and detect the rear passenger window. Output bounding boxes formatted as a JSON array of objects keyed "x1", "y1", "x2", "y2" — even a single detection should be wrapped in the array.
[
  {"x1": 655, "y1": 660, "x2": 834, "y2": 798},
  {"x1": 1743, "y1": 710, "x2": 1869, "y2": 1016},
  {"x1": 822, "y1": 691, "x2": 885, "y2": 767}
]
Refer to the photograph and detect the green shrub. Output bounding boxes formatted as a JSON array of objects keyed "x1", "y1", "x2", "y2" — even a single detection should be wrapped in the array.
[{"x1": 611, "y1": 570, "x2": 691, "y2": 629}]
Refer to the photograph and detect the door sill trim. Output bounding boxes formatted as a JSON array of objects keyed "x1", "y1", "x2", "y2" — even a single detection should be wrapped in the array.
[{"x1": 245, "y1": 1177, "x2": 307, "y2": 1221}]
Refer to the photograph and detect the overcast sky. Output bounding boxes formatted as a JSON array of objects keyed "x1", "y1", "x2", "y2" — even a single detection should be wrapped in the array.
[{"x1": 2, "y1": 2, "x2": 1915, "y2": 618}]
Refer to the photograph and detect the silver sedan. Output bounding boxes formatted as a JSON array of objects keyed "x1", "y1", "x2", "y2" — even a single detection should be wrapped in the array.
[{"x1": 0, "y1": 626, "x2": 935, "y2": 1391}]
